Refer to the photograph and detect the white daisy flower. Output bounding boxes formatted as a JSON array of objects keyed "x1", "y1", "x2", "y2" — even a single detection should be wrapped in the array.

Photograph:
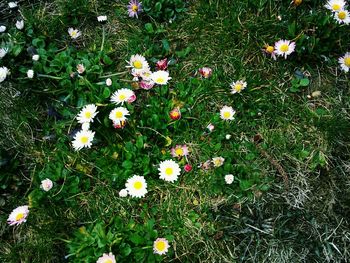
[
  {"x1": 0, "y1": 26, "x2": 6, "y2": 33},
  {"x1": 334, "y1": 9, "x2": 350, "y2": 24},
  {"x1": 127, "y1": 54, "x2": 150, "y2": 73},
  {"x1": 153, "y1": 238, "x2": 170, "y2": 255},
  {"x1": 224, "y1": 174, "x2": 234, "y2": 184},
  {"x1": 8, "y1": 2, "x2": 18, "y2": 8},
  {"x1": 68, "y1": 28, "x2": 81, "y2": 39},
  {"x1": 0, "y1": 66, "x2": 9, "y2": 82},
  {"x1": 230, "y1": 80, "x2": 247, "y2": 94},
  {"x1": 77, "y1": 64, "x2": 85, "y2": 74},
  {"x1": 77, "y1": 104, "x2": 98, "y2": 124},
  {"x1": 0, "y1": 47, "x2": 8, "y2": 58},
  {"x1": 72, "y1": 130, "x2": 95, "y2": 151},
  {"x1": 110, "y1": 88, "x2": 135, "y2": 105},
  {"x1": 7, "y1": 205, "x2": 29, "y2": 226},
  {"x1": 339, "y1": 52, "x2": 350, "y2": 72},
  {"x1": 125, "y1": 175, "x2": 148, "y2": 198},
  {"x1": 212, "y1": 157, "x2": 225, "y2": 167},
  {"x1": 325, "y1": 0, "x2": 346, "y2": 12},
  {"x1": 225, "y1": 134, "x2": 232, "y2": 140},
  {"x1": 96, "y1": 252, "x2": 116, "y2": 263},
  {"x1": 274, "y1": 40, "x2": 296, "y2": 59},
  {"x1": 158, "y1": 160, "x2": 181, "y2": 182},
  {"x1": 109, "y1": 107, "x2": 130, "y2": 125},
  {"x1": 220, "y1": 106, "x2": 236, "y2": 121},
  {"x1": 27, "y1": 69, "x2": 34, "y2": 78},
  {"x1": 97, "y1": 15, "x2": 107, "y2": 22},
  {"x1": 106, "y1": 78, "x2": 112, "y2": 86},
  {"x1": 119, "y1": 189, "x2": 128, "y2": 197},
  {"x1": 151, "y1": 70, "x2": 171, "y2": 85},
  {"x1": 16, "y1": 20, "x2": 24, "y2": 30},
  {"x1": 40, "y1": 178, "x2": 53, "y2": 191},
  {"x1": 32, "y1": 54, "x2": 40, "y2": 61}
]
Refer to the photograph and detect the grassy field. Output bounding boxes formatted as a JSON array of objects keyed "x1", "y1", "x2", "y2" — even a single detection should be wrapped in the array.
[{"x1": 1, "y1": 0, "x2": 350, "y2": 262}]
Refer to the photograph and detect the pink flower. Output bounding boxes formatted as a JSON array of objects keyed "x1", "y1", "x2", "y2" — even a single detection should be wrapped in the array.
[
  {"x1": 184, "y1": 164, "x2": 192, "y2": 172},
  {"x1": 77, "y1": 64, "x2": 85, "y2": 74},
  {"x1": 140, "y1": 80, "x2": 155, "y2": 90},
  {"x1": 198, "y1": 67, "x2": 212, "y2": 78},
  {"x1": 171, "y1": 145, "x2": 189, "y2": 158},
  {"x1": 169, "y1": 108, "x2": 181, "y2": 120},
  {"x1": 113, "y1": 120, "x2": 126, "y2": 129},
  {"x1": 206, "y1": 123, "x2": 214, "y2": 132},
  {"x1": 128, "y1": 93, "x2": 136, "y2": 103},
  {"x1": 156, "y1": 58, "x2": 168, "y2": 70}
]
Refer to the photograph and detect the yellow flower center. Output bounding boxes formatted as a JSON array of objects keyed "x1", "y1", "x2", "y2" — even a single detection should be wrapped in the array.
[
  {"x1": 280, "y1": 44, "x2": 289, "y2": 52},
  {"x1": 115, "y1": 111, "x2": 123, "y2": 118},
  {"x1": 165, "y1": 167, "x2": 173, "y2": 175},
  {"x1": 332, "y1": 4, "x2": 341, "y2": 11},
  {"x1": 85, "y1": 112, "x2": 92, "y2": 118},
  {"x1": 156, "y1": 77, "x2": 165, "y2": 84},
  {"x1": 235, "y1": 84, "x2": 243, "y2": 91},
  {"x1": 71, "y1": 31, "x2": 77, "y2": 37},
  {"x1": 133, "y1": 60, "x2": 142, "y2": 69},
  {"x1": 344, "y1": 57, "x2": 350, "y2": 67},
  {"x1": 80, "y1": 136, "x2": 89, "y2": 144},
  {"x1": 214, "y1": 160, "x2": 221, "y2": 166},
  {"x1": 16, "y1": 213, "x2": 24, "y2": 221},
  {"x1": 338, "y1": 11, "x2": 346, "y2": 20},
  {"x1": 175, "y1": 148, "x2": 184, "y2": 156},
  {"x1": 119, "y1": 94, "x2": 126, "y2": 100},
  {"x1": 104, "y1": 260, "x2": 113, "y2": 263},
  {"x1": 134, "y1": 181, "x2": 142, "y2": 190},
  {"x1": 155, "y1": 241, "x2": 166, "y2": 251},
  {"x1": 223, "y1": 111, "x2": 231, "y2": 119},
  {"x1": 266, "y1": 46, "x2": 274, "y2": 53},
  {"x1": 132, "y1": 4, "x2": 138, "y2": 12}
]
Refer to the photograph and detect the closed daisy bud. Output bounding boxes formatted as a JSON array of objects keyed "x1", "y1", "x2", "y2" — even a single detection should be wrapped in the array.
[
  {"x1": 0, "y1": 48, "x2": 8, "y2": 58},
  {"x1": 292, "y1": 0, "x2": 302, "y2": 6},
  {"x1": 40, "y1": 178, "x2": 53, "y2": 191},
  {"x1": 0, "y1": 66, "x2": 9, "y2": 82},
  {"x1": 225, "y1": 134, "x2": 232, "y2": 140},
  {"x1": 140, "y1": 80, "x2": 155, "y2": 90},
  {"x1": 206, "y1": 123, "x2": 215, "y2": 132},
  {"x1": 119, "y1": 189, "x2": 128, "y2": 197},
  {"x1": 97, "y1": 15, "x2": 107, "y2": 23},
  {"x1": 156, "y1": 58, "x2": 168, "y2": 70},
  {"x1": 16, "y1": 20, "x2": 24, "y2": 30},
  {"x1": 32, "y1": 54, "x2": 40, "y2": 61},
  {"x1": 169, "y1": 108, "x2": 181, "y2": 120},
  {"x1": 77, "y1": 64, "x2": 85, "y2": 74},
  {"x1": 184, "y1": 164, "x2": 192, "y2": 172},
  {"x1": 106, "y1": 78, "x2": 112, "y2": 86},
  {"x1": 0, "y1": 25, "x2": 6, "y2": 33},
  {"x1": 8, "y1": 2, "x2": 18, "y2": 9},
  {"x1": 225, "y1": 174, "x2": 234, "y2": 184},
  {"x1": 198, "y1": 67, "x2": 212, "y2": 78},
  {"x1": 27, "y1": 69, "x2": 34, "y2": 78}
]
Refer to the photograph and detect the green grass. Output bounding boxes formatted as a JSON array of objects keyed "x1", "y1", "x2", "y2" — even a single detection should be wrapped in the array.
[{"x1": 1, "y1": 0, "x2": 350, "y2": 262}]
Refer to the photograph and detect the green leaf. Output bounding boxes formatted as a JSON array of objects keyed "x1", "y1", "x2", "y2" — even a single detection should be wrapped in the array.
[
  {"x1": 300, "y1": 78, "x2": 310, "y2": 86},
  {"x1": 102, "y1": 87, "x2": 111, "y2": 98},
  {"x1": 145, "y1": 23, "x2": 154, "y2": 33},
  {"x1": 136, "y1": 136, "x2": 144, "y2": 149},
  {"x1": 122, "y1": 160, "x2": 133, "y2": 170},
  {"x1": 162, "y1": 39, "x2": 170, "y2": 52},
  {"x1": 155, "y1": 2, "x2": 162, "y2": 12}
]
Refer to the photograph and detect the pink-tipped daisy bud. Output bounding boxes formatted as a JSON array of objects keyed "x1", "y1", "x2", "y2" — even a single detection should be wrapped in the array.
[
  {"x1": 169, "y1": 108, "x2": 181, "y2": 120},
  {"x1": 198, "y1": 67, "x2": 212, "y2": 78},
  {"x1": 184, "y1": 164, "x2": 192, "y2": 172},
  {"x1": 156, "y1": 58, "x2": 168, "y2": 70}
]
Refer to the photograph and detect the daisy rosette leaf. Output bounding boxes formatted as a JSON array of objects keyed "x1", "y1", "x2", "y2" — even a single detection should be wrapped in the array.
[
  {"x1": 77, "y1": 104, "x2": 98, "y2": 124},
  {"x1": 338, "y1": 52, "x2": 350, "y2": 72},
  {"x1": 220, "y1": 106, "x2": 236, "y2": 121},
  {"x1": 96, "y1": 252, "x2": 116, "y2": 263},
  {"x1": 274, "y1": 40, "x2": 296, "y2": 59},
  {"x1": 72, "y1": 130, "x2": 95, "y2": 151},
  {"x1": 7, "y1": 205, "x2": 29, "y2": 226},
  {"x1": 125, "y1": 175, "x2": 148, "y2": 198},
  {"x1": 158, "y1": 160, "x2": 181, "y2": 182},
  {"x1": 230, "y1": 80, "x2": 247, "y2": 94},
  {"x1": 153, "y1": 238, "x2": 170, "y2": 255},
  {"x1": 109, "y1": 107, "x2": 130, "y2": 126},
  {"x1": 110, "y1": 88, "x2": 136, "y2": 105}
]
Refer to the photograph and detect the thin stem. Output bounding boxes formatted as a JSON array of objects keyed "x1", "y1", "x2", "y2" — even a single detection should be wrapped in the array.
[
  {"x1": 99, "y1": 71, "x2": 128, "y2": 79},
  {"x1": 100, "y1": 26, "x2": 105, "y2": 52},
  {"x1": 37, "y1": 74, "x2": 63, "y2": 80}
]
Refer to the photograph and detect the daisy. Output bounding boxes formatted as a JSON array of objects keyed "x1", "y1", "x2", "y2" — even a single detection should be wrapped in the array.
[
  {"x1": 77, "y1": 64, "x2": 85, "y2": 74},
  {"x1": 96, "y1": 252, "x2": 116, "y2": 263},
  {"x1": 109, "y1": 107, "x2": 130, "y2": 125},
  {"x1": 274, "y1": 40, "x2": 296, "y2": 59},
  {"x1": 125, "y1": 175, "x2": 148, "y2": 198},
  {"x1": 153, "y1": 238, "x2": 170, "y2": 255},
  {"x1": 230, "y1": 80, "x2": 247, "y2": 94},
  {"x1": 97, "y1": 15, "x2": 107, "y2": 22},
  {"x1": 110, "y1": 88, "x2": 136, "y2": 105},
  {"x1": 0, "y1": 48, "x2": 8, "y2": 58},
  {"x1": 138, "y1": 69, "x2": 153, "y2": 81},
  {"x1": 128, "y1": 0, "x2": 142, "y2": 18},
  {"x1": 206, "y1": 123, "x2": 215, "y2": 132},
  {"x1": 198, "y1": 67, "x2": 212, "y2": 78},
  {"x1": 16, "y1": 20, "x2": 24, "y2": 30},
  {"x1": 325, "y1": 0, "x2": 346, "y2": 12},
  {"x1": 119, "y1": 189, "x2": 128, "y2": 197},
  {"x1": 7, "y1": 205, "x2": 29, "y2": 226},
  {"x1": 184, "y1": 164, "x2": 192, "y2": 172},
  {"x1": 262, "y1": 44, "x2": 277, "y2": 60},
  {"x1": 171, "y1": 145, "x2": 189, "y2": 158},
  {"x1": 334, "y1": 10, "x2": 350, "y2": 24},
  {"x1": 77, "y1": 104, "x2": 98, "y2": 124},
  {"x1": 139, "y1": 80, "x2": 155, "y2": 90},
  {"x1": 27, "y1": 69, "x2": 34, "y2": 78},
  {"x1": 339, "y1": 52, "x2": 350, "y2": 72},
  {"x1": 151, "y1": 70, "x2": 171, "y2": 85},
  {"x1": 156, "y1": 58, "x2": 168, "y2": 70},
  {"x1": 32, "y1": 54, "x2": 40, "y2": 61},
  {"x1": 212, "y1": 157, "x2": 225, "y2": 167},
  {"x1": 127, "y1": 54, "x2": 149, "y2": 72},
  {"x1": 8, "y1": 2, "x2": 18, "y2": 8},
  {"x1": 158, "y1": 160, "x2": 181, "y2": 182},
  {"x1": 40, "y1": 178, "x2": 53, "y2": 191},
  {"x1": 0, "y1": 26, "x2": 6, "y2": 33},
  {"x1": 68, "y1": 28, "x2": 81, "y2": 39},
  {"x1": 0, "y1": 66, "x2": 9, "y2": 82},
  {"x1": 72, "y1": 130, "x2": 95, "y2": 151},
  {"x1": 225, "y1": 174, "x2": 234, "y2": 184},
  {"x1": 220, "y1": 106, "x2": 236, "y2": 121}
]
